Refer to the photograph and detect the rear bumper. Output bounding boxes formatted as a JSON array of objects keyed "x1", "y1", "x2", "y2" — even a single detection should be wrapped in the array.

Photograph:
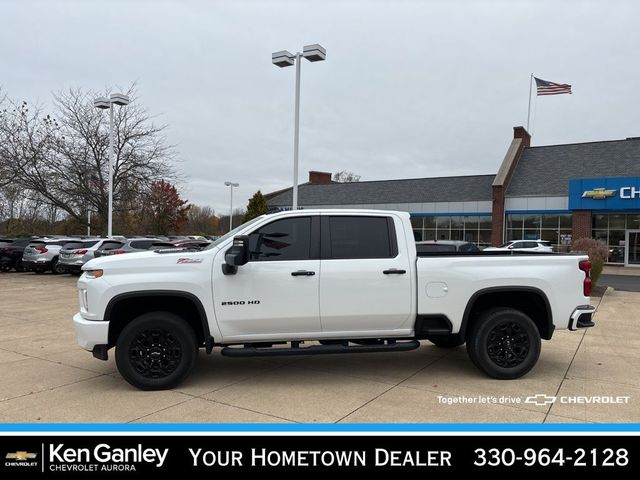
[
  {"x1": 59, "y1": 262, "x2": 83, "y2": 272},
  {"x1": 568, "y1": 305, "x2": 596, "y2": 331},
  {"x1": 73, "y1": 313, "x2": 109, "y2": 351},
  {"x1": 22, "y1": 259, "x2": 52, "y2": 271}
]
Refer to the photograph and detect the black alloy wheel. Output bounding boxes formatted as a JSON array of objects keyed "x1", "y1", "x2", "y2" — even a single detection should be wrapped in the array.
[
  {"x1": 128, "y1": 328, "x2": 183, "y2": 379},
  {"x1": 466, "y1": 308, "x2": 541, "y2": 379},
  {"x1": 115, "y1": 311, "x2": 198, "y2": 390},
  {"x1": 486, "y1": 321, "x2": 530, "y2": 368}
]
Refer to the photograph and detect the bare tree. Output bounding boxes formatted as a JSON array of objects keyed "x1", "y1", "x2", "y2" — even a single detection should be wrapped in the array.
[
  {"x1": 0, "y1": 85, "x2": 178, "y2": 235},
  {"x1": 187, "y1": 205, "x2": 218, "y2": 235},
  {"x1": 332, "y1": 170, "x2": 361, "y2": 183}
]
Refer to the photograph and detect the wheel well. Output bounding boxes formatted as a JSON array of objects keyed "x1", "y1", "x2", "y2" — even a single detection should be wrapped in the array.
[
  {"x1": 463, "y1": 289, "x2": 553, "y2": 340},
  {"x1": 106, "y1": 294, "x2": 207, "y2": 347}
]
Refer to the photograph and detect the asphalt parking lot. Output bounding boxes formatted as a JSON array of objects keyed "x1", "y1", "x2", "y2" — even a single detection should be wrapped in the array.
[{"x1": 0, "y1": 272, "x2": 639, "y2": 424}]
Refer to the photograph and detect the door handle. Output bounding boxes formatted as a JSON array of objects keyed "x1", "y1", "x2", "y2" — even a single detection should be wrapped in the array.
[
  {"x1": 383, "y1": 269, "x2": 406, "y2": 275},
  {"x1": 291, "y1": 270, "x2": 316, "y2": 277}
]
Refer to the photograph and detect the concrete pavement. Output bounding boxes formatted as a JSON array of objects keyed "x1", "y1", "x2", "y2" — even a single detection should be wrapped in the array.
[{"x1": 0, "y1": 272, "x2": 638, "y2": 424}]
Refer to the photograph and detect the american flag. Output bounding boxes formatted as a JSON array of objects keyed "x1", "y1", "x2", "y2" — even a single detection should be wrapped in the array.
[{"x1": 534, "y1": 77, "x2": 572, "y2": 96}]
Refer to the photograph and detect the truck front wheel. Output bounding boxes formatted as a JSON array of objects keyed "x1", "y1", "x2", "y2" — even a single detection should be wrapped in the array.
[
  {"x1": 466, "y1": 308, "x2": 541, "y2": 379},
  {"x1": 115, "y1": 311, "x2": 198, "y2": 390}
]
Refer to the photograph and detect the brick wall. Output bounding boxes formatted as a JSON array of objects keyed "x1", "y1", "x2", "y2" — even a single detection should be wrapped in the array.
[
  {"x1": 572, "y1": 210, "x2": 592, "y2": 241},
  {"x1": 490, "y1": 126, "x2": 531, "y2": 245},
  {"x1": 308, "y1": 171, "x2": 332, "y2": 184},
  {"x1": 491, "y1": 186, "x2": 505, "y2": 246}
]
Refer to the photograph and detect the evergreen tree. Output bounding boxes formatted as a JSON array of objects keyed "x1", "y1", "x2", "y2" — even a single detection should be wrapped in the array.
[{"x1": 243, "y1": 190, "x2": 269, "y2": 222}]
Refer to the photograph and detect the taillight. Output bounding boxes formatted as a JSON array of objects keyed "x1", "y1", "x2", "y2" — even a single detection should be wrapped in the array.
[
  {"x1": 35, "y1": 246, "x2": 48, "y2": 254},
  {"x1": 74, "y1": 249, "x2": 88, "y2": 255},
  {"x1": 579, "y1": 260, "x2": 592, "y2": 296},
  {"x1": 111, "y1": 250, "x2": 126, "y2": 255}
]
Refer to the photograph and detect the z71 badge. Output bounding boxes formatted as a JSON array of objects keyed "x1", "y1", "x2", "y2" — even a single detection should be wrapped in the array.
[{"x1": 176, "y1": 258, "x2": 204, "y2": 264}]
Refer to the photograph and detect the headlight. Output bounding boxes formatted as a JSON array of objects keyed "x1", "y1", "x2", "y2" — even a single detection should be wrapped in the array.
[{"x1": 84, "y1": 269, "x2": 103, "y2": 279}]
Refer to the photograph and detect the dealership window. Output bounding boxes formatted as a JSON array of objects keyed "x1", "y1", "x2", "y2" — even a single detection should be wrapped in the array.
[
  {"x1": 411, "y1": 214, "x2": 492, "y2": 247},
  {"x1": 591, "y1": 213, "x2": 640, "y2": 264},
  {"x1": 505, "y1": 213, "x2": 572, "y2": 250}
]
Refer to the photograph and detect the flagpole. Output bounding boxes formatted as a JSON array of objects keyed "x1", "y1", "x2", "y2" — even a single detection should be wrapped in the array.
[{"x1": 526, "y1": 73, "x2": 533, "y2": 131}]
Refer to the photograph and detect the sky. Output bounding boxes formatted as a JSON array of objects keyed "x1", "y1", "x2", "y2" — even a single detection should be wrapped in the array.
[{"x1": 2, "y1": 0, "x2": 639, "y2": 215}]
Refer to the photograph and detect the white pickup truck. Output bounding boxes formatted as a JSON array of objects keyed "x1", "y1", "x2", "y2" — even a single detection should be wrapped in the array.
[{"x1": 73, "y1": 209, "x2": 595, "y2": 390}]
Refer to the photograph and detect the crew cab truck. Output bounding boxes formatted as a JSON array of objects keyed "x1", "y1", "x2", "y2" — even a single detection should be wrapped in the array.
[{"x1": 73, "y1": 210, "x2": 595, "y2": 390}]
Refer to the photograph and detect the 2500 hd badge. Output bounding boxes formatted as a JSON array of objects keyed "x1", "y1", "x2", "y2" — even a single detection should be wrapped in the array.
[{"x1": 221, "y1": 300, "x2": 261, "y2": 306}]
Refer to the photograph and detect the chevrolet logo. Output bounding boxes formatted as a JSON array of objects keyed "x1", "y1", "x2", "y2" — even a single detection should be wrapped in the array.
[
  {"x1": 524, "y1": 394, "x2": 556, "y2": 406},
  {"x1": 5, "y1": 451, "x2": 37, "y2": 461},
  {"x1": 582, "y1": 188, "x2": 616, "y2": 199}
]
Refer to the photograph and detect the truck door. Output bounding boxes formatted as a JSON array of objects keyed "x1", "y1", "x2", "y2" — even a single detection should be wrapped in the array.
[
  {"x1": 319, "y1": 214, "x2": 412, "y2": 333},
  {"x1": 213, "y1": 215, "x2": 321, "y2": 339}
]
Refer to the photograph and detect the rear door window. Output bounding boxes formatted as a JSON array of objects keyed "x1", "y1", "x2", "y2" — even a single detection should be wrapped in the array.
[
  {"x1": 101, "y1": 241, "x2": 123, "y2": 251},
  {"x1": 61, "y1": 242, "x2": 84, "y2": 250},
  {"x1": 327, "y1": 216, "x2": 396, "y2": 259}
]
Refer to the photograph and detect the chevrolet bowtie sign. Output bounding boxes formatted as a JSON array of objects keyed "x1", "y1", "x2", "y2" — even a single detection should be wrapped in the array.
[
  {"x1": 569, "y1": 177, "x2": 640, "y2": 210},
  {"x1": 581, "y1": 188, "x2": 617, "y2": 199}
]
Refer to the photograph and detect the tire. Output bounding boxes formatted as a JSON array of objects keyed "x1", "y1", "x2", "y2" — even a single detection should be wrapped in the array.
[
  {"x1": 466, "y1": 308, "x2": 541, "y2": 379},
  {"x1": 14, "y1": 259, "x2": 24, "y2": 272},
  {"x1": 426, "y1": 333, "x2": 465, "y2": 348},
  {"x1": 115, "y1": 311, "x2": 198, "y2": 390},
  {"x1": 51, "y1": 258, "x2": 66, "y2": 275}
]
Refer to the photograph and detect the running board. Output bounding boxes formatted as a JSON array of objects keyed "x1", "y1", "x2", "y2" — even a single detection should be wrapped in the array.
[{"x1": 220, "y1": 339, "x2": 420, "y2": 358}]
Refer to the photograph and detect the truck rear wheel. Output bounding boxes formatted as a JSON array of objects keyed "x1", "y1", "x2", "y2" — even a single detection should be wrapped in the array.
[
  {"x1": 426, "y1": 334, "x2": 465, "y2": 348},
  {"x1": 115, "y1": 311, "x2": 198, "y2": 390},
  {"x1": 466, "y1": 308, "x2": 540, "y2": 379}
]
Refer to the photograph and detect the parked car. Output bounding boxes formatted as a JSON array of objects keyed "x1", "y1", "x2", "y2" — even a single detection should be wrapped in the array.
[
  {"x1": 73, "y1": 209, "x2": 594, "y2": 390},
  {"x1": 484, "y1": 240, "x2": 553, "y2": 253},
  {"x1": 93, "y1": 238, "x2": 175, "y2": 257},
  {"x1": 416, "y1": 240, "x2": 479, "y2": 253},
  {"x1": 22, "y1": 238, "x2": 80, "y2": 274},
  {"x1": 0, "y1": 237, "x2": 39, "y2": 272},
  {"x1": 171, "y1": 239, "x2": 211, "y2": 250},
  {"x1": 59, "y1": 239, "x2": 123, "y2": 274}
]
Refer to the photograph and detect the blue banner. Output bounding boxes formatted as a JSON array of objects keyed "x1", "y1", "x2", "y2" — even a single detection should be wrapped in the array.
[{"x1": 569, "y1": 177, "x2": 640, "y2": 211}]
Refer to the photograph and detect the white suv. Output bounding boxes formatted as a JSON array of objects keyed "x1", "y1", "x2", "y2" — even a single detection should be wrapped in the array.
[
  {"x1": 485, "y1": 240, "x2": 553, "y2": 253},
  {"x1": 22, "y1": 238, "x2": 79, "y2": 274}
]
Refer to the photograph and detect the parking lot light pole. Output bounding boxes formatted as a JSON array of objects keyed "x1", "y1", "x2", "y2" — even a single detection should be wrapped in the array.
[
  {"x1": 272, "y1": 44, "x2": 326, "y2": 210},
  {"x1": 93, "y1": 93, "x2": 131, "y2": 237},
  {"x1": 224, "y1": 181, "x2": 239, "y2": 231}
]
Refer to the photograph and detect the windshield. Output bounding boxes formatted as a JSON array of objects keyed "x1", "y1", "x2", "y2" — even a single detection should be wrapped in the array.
[
  {"x1": 498, "y1": 242, "x2": 513, "y2": 248},
  {"x1": 206, "y1": 216, "x2": 265, "y2": 250}
]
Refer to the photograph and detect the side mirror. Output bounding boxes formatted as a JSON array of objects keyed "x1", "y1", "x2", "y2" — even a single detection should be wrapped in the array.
[
  {"x1": 222, "y1": 235, "x2": 249, "y2": 275},
  {"x1": 507, "y1": 245, "x2": 514, "y2": 249}
]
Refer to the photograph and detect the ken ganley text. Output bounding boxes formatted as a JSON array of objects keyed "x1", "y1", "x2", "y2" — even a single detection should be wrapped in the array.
[
  {"x1": 48, "y1": 444, "x2": 168, "y2": 472},
  {"x1": 189, "y1": 448, "x2": 452, "y2": 467}
]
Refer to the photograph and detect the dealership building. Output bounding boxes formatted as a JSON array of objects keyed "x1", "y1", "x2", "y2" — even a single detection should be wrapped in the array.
[{"x1": 266, "y1": 127, "x2": 640, "y2": 266}]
